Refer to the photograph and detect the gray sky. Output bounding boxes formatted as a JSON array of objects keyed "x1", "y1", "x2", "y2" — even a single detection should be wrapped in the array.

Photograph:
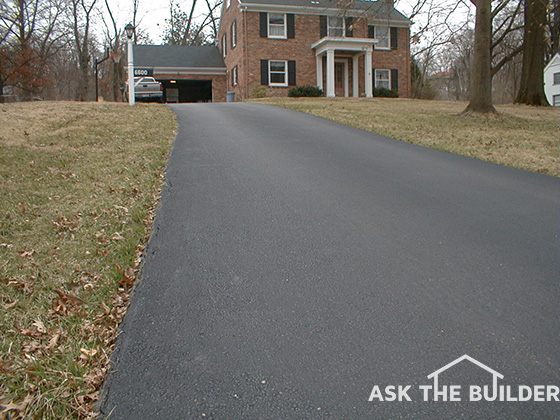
[{"x1": 101, "y1": 0, "x2": 469, "y2": 45}]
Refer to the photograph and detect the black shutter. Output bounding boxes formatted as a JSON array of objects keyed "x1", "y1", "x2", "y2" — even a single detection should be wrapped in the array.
[
  {"x1": 391, "y1": 69, "x2": 399, "y2": 92},
  {"x1": 287, "y1": 14, "x2": 295, "y2": 39},
  {"x1": 372, "y1": 68, "x2": 376, "y2": 91},
  {"x1": 345, "y1": 17, "x2": 353, "y2": 37},
  {"x1": 260, "y1": 12, "x2": 268, "y2": 37},
  {"x1": 320, "y1": 15, "x2": 327, "y2": 37},
  {"x1": 261, "y1": 60, "x2": 269, "y2": 85},
  {"x1": 391, "y1": 27, "x2": 398, "y2": 49},
  {"x1": 288, "y1": 60, "x2": 296, "y2": 86},
  {"x1": 368, "y1": 25, "x2": 375, "y2": 39}
]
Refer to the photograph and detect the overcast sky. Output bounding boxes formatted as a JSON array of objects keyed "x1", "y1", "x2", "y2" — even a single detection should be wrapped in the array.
[{"x1": 101, "y1": 0, "x2": 468, "y2": 45}]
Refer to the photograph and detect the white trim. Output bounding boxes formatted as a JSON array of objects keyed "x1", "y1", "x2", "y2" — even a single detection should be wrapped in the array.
[
  {"x1": 231, "y1": 20, "x2": 237, "y2": 48},
  {"x1": 327, "y1": 16, "x2": 345, "y2": 38},
  {"x1": 268, "y1": 12, "x2": 287, "y2": 39},
  {"x1": 374, "y1": 69, "x2": 391, "y2": 90},
  {"x1": 153, "y1": 67, "x2": 227, "y2": 76},
  {"x1": 269, "y1": 60, "x2": 288, "y2": 87},
  {"x1": 312, "y1": 37, "x2": 376, "y2": 56},
  {"x1": 373, "y1": 25, "x2": 390, "y2": 50}
]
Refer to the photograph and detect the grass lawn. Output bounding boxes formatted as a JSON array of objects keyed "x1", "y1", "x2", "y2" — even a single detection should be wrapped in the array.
[
  {"x1": 253, "y1": 97, "x2": 559, "y2": 176},
  {"x1": 0, "y1": 102, "x2": 176, "y2": 419}
]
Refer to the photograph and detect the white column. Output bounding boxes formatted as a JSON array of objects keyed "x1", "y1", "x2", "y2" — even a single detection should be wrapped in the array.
[
  {"x1": 326, "y1": 49, "x2": 335, "y2": 98},
  {"x1": 365, "y1": 49, "x2": 373, "y2": 98},
  {"x1": 316, "y1": 55, "x2": 323, "y2": 91},
  {"x1": 352, "y1": 54, "x2": 359, "y2": 97},
  {"x1": 343, "y1": 60, "x2": 349, "y2": 97},
  {"x1": 127, "y1": 38, "x2": 135, "y2": 106}
]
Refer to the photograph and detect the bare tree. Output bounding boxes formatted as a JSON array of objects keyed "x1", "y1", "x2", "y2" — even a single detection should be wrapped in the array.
[
  {"x1": 0, "y1": 0, "x2": 66, "y2": 99},
  {"x1": 163, "y1": 0, "x2": 222, "y2": 45},
  {"x1": 463, "y1": 0, "x2": 496, "y2": 114},
  {"x1": 69, "y1": 0, "x2": 98, "y2": 101},
  {"x1": 515, "y1": 0, "x2": 550, "y2": 105}
]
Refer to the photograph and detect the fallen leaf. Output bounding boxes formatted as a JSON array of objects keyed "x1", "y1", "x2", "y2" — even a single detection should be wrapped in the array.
[
  {"x1": 80, "y1": 348, "x2": 97, "y2": 357},
  {"x1": 32, "y1": 319, "x2": 47, "y2": 334},
  {"x1": 46, "y1": 331, "x2": 61, "y2": 351},
  {"x1": 2, "y1": 299, "x2": 18, "y2": 310},
  {"x1": 112, "y1": 232, "x2": 124, "y2": 241},
  {"x1": 18, "y1": 250, "x2": 36, "y2": 258},
  {"x1": 0, "y1": 361, "x2": 15, "y2": 373}
]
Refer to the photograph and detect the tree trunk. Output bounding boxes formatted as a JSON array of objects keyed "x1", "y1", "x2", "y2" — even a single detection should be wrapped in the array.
[
  {"x1": 514, "y1": 0, "x2": 549, "y2": 106},
  {"x1": 463, "y1": 0, "x2": 497, "y2": 114}
]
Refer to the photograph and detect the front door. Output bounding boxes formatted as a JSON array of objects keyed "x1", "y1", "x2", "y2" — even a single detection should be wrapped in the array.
[{"x1": 335, "y1": 62, "x2": 345, "y2": 97}]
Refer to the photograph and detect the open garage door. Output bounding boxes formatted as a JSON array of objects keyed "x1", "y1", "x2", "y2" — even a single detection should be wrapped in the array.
[{"x1": 160, "y1": 79, "x2": 213, "y2": 103}]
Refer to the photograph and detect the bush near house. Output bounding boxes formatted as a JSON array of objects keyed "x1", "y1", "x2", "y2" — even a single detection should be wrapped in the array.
[
  {"x1": 288, "y1": 85, "x2": 324, "y2": 97},
  {"x1": 373, "y1": 88, "x2": 399, "y2": 98}
]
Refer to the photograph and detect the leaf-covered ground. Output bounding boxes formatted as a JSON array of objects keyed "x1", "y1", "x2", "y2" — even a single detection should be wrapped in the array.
[{"x1": 0, "y1": 102, "x2": 176, "y2": 419}]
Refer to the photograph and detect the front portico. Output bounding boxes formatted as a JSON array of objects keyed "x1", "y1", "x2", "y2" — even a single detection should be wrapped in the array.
[{"x1": 312, "y1": 38, "x2": 377, "y2": 98}]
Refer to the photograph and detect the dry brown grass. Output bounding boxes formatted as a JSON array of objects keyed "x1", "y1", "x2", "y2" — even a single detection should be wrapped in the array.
[
  {"x1": 253, "y1": 97, "x2": 559, "y2": 176},
  {"x1": 0, "y1": 101, "x2": 176, "y2": 419}
]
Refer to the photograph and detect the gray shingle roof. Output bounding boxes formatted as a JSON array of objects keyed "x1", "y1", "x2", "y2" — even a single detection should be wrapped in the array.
[
  {"x1": 133, "y1": 45, "x2": 226, "y2": 68},
  {"x1": 239, "y1": 0, "x2": 410, "y2": 23}
]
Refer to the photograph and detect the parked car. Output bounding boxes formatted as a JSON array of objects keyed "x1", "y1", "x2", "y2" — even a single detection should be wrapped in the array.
[{"x1": 125, "y1": 77, "x2": 163, "y2": 102}]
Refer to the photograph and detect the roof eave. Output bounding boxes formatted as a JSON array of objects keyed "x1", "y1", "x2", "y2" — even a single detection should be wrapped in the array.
[{"x1": 238, "y1": 1, "x2": 411, "y2": 26}]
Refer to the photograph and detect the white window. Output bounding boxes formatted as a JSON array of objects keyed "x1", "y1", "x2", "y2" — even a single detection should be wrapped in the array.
[
  {"x1": 375, "y1": 26, "x2": 390, "y2": 49},
  {"x1": 232, "y1": 65, "x2": 238, "y2": 86},
  {"x1": 269, "y1": 60, "x2": 287, "y2": 86},
  {"x1": 231, "y1": 20, "x2": 237, "y2": 48},
  {"x1": 268, "y1": 13, "x2": 286, "y2": 38},
  {"x1": 553, "y1": 72, "x2": 560, "y2": 85},
  {"x1": 222, "y1": 34, "x2": 227, "y2": 58},
  {"x1": 375, "y1": 69, "x2": 391, "y2": 89},
  {"x1": 553, "y1": 95, "x2": 560, "y2": 106},
  {"x1": 328, "y1": 16, "x2": 344, "y2": 37}
]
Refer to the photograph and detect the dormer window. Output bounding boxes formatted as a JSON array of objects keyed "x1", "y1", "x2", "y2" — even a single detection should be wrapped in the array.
[{"x1": 268, "y1": 13, "x2": 287, "y2": 38}]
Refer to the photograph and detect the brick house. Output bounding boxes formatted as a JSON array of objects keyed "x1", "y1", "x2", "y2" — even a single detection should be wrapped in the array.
[{"x1": 218, "y1": 0, "x2": 412, "y2": 100}]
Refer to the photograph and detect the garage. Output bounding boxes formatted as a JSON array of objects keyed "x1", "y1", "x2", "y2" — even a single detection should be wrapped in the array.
[
  {"x1": 132, "y1": 45, "x2": 227, "y2": 103},
  {"x1": 160, "y1": 79, "x2": 213, "y2": 103}
]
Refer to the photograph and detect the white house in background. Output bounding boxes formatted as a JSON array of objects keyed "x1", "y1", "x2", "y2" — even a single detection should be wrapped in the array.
[{"x1": 544, "y1": 53, "x2": 560, "y2": 106}]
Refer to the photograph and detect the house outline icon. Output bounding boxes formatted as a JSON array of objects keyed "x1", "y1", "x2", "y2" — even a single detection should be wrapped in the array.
[{"x1": 427, "y1": 354, "x2": 504, "y2": 400}]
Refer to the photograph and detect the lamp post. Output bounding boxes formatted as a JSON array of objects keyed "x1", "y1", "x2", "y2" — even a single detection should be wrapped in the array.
[{"x1": 125, "y1": 23, "x2": 135, "y2": 106}]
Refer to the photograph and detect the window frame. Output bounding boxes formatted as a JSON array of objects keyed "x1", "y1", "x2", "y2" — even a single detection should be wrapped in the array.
[
  {"x1": 327, "y1": 16, "x2": 345, "y2": 37},
  {"x1": 374, "y1": 69, "x2": 391, "y2": 90},
  {"x1": 268, "y1": 60, "x2": 288, "y2": 87},
  {"x1": 268, "y1": 13, "x2": 287, "y2": 39},
  {"x1": 553, "y1": 72, "x2": 560, "y2": 85},
  {"x1": 231, "y1": 20, "x2": 237, "y2": 48},
  {"x1": 232, "y1": 65, "x2": 238, "y2": 87},
  {"x1": 222, "y1": 33, "x2": 227, "y2": 58},
  {"x1": 553, "y1": 94, "x2": 560, "y2": 106},
  {"x1": 374, "y1": 26, "x2": 390, "y2": 50}
]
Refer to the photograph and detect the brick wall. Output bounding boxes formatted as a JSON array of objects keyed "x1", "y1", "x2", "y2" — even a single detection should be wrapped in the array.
[{"x1": 219, "y1": 2, "x2": 411, "y2": 100}]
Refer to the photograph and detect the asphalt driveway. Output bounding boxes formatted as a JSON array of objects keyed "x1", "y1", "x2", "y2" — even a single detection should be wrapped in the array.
[{"x1": 99, "y1": 103, "x2": 559, "y2": 419}]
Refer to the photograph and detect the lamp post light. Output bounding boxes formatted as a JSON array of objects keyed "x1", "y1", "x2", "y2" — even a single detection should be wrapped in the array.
[{"x1": 125, "y1": 23, "x2": 135, "y2": 106}]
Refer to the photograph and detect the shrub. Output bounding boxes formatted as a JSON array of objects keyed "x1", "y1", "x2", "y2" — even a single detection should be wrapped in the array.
[
  {"x1": 288, "y1": 85, "x2": 324, "y2": 97},
  {"x1": 251, "y1": 83, "x2": 267, "y2": 99},
  {"x1": 373, "y1": 88, "x2": 399, "y2": 98}
]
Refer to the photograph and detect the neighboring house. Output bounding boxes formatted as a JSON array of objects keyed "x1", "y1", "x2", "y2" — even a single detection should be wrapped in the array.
[
  {"x1": 132, "y1": 45, "x2": 227, "y2": 102},
  {"x1": 544, "y1": 53, "x2": 560, "y2": 106},
  {"x1": 218, "y1": 0, "x2": 412, "y2": 100}
]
